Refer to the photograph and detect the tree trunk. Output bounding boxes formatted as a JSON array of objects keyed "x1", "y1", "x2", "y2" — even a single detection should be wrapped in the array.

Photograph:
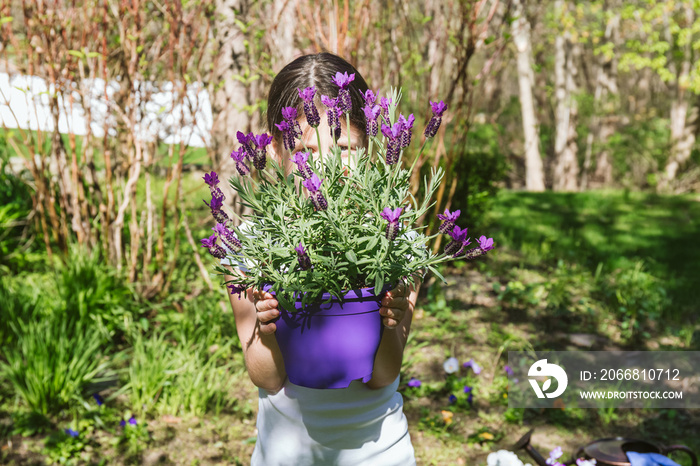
[
  {"x1": 511, "y1": 0, "x2": 545, "y2": 191},
  {"x1": 552, "y1": 8, "x2": 580, "y2": 192},
  {"x1": 210, "y1": 0, "x2": 252, "y2": 218}
]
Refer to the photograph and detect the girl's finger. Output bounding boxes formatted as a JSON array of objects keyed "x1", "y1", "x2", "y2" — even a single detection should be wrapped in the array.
[
  {"x1": 259, "y1": 321, "x2": 277, "y2": 335},
  {"x1": 257, "y1": 309, "x2": 280, "y2": 323},
  {"x1": 256, "y1": 298, "x2": 279, "y2": 313}
]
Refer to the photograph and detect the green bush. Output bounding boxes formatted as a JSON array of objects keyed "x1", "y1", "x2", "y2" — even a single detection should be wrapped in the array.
[{"x1": 1, "y1": 314, "x2": 111, "y2": 415}]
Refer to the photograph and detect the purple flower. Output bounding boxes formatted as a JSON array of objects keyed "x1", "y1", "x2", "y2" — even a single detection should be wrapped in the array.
[
  {"x1": 380, "y1": 206, "x2": 403, "y2": 241},
  {"x1": 92, "y1": 393, "x2": 104, "y2": 406},
  {"x1": 119, "y1": 420, "x2": 126, "y2": 427},
  {"x1": 237, "y1": 131, "x2": 256, "y2": 159},
  {"x1": 363, "y1": 105, "x2": 381, "y2": 138},
  {"x1": 302, "y1": 174, "x2": 327, "y2": 211},
  {"x1": 298, "y1": 86, "x2": 321, "y2": 128},
  {"x1": 231, "y1": 147, "x2": 250, "y2": 176},
  {"x1": 444, "y1": 226, "x2": 469, "y2": 257},
  {"x1": 397, "y1": 114, "x2": 415, "y2": 149},
  {"x1": 205, "y1": 194, "x2": 230, "y2": 225},
  {"x1": 478, "y1": 236, "x2": 494, "y2": 252},
  {"x1": 251, "y1": 133, "x2": 273, "y2": 170},
  {"x1": 448, "y1": 394, "x2": 457, "y2": 404},
  {"x1": 463, "y1": 358, "x2": 482, "y2": 375},
  {"x1": 281, "y1": 107, "x2": 298, "y2": 121},
  {"x1": 213, "y1": 223, "x2": 242, "y2": 253},
  {"x1": 381, "y1": 122, "x2": 403, "y2": 165},
  {"x1": 379, "y1": 97, "x2": 393, "y2": 125},
  {"x1": 128, "y1": 417, "x2": 137, "y2": 425},
  {"x1": 363, "y1": 89, "x2": 377, "y2": 106},
  {"x1": 407, "y1": 377, "x2": 422, "y2": 388},
  {"x1": 64, "y1": 428, "x2": 79, "y2": 438},
  {"x1": 292, "y1": 151, "x2": 314, "y2": 179},
  {"x1": 275, "y1": 120, "x2": 297, "y2": 153},
  {"x1": 321, "y1": 95, "x2": 341, "y2": 140},
  {"x1": 203, "y1": 170, "x2": 224, "y2": 200},
  {"x1": 464, "y1": 385, "x2": 474, "y2": 404},
  {"x1": 547, "y1": 447, "x2": 564, "y2": 466},
  {"x1": 425, "y1": 100, "x2": 447, "y2": 138},
  {"x1": 505, "y1": 365, "x2": 514, "y2": 376},
  {"x1": 437, "y1": 209, "x2": 461, "y2": 234},
  {"x1": 200, "y1": 233, "x2": 227, "y2": 259},
  {"x1": 295, "y1": 243, "x2": 312, "y2": 271},
  {"x1": 227, "y1": 283, "x2": 246, "y2": 300},
  {"x1": 332, "y1": 72, "x2": 355, "y2": 113}
]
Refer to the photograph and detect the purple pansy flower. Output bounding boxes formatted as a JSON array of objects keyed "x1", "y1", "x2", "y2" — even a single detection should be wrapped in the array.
[
  {"x1": 363, "y1": 89, "x2": 377, "y2": 106},
  {"x1": 444, "y1": 225, "x2": 469, "y2": 257},
  {"x1": 437, "y1": 208, "x2": 461, "y2": 234},
  {"x1": 463, "y1": 358, "x2": 482, "y2": 375},
  {"x1": 92, "y1": 393, "x2": 104, "y2": 406},
  {"x1": 227, "y1": 283, "x2": 246, "y2": 300},
  {"x1": 425, "y1": 100, "x2": 447, "y2": 138},
  {"x1": 64, "y1": 428, "x2": 79, "y2": 438},
  {"x1": 251, "y1": 133, "x2": 273, "y2": 170},
  {"x1": 237, "y1": 131, "x2": 256, "y2": 159},
  {"x1": 200, "y1": 233, "x2": 227, "y2": 259},
  {"x1": 380, "y1": 207, "x2": 403, "y2": 241},
  {"x1": 128, "y1": 417, "x2": 137, "y2": 425},
  {"x1": 302, "y1": 174, "x2": 327, "y2": 211},
  {"x1": 448, "y1": 394, "x2": 457, "y2": 404},
  {"x1": 298, "y1": 86, "x2": 321, "y2": 128},
  {"x1": 381, "y1": 122, "x2": 403, "y2": 165},
  {"x1": 464, "y1": 385, "x2": 474, "y2": 404},
  {"x1": 321, "y1": 95, "x2": 342, "y2": 140},
  {"x1": 213, "y1": 223, "x2": 242, "y2": 253},
  {"x1": 292, "y1": 151, "x2": 314, "y2": 179},
  {"x1": 444, "y1": 357, "x2": 459, "y2": 374},
  {"x1": 407, "y1": 377, "x2": 422, "y2": 388},
  {"x1": 547, "y1": 447, "x2": 564, "y2": 466},
  {"x1": 505, "y1": 365, "x2": 514, "y2": 376},
  {"x1": 119, "y1": 420, "x2": 126, "y2": 427},
  {"x1": 231, "y1": 147, "x2": 250, "y2": 176},
  {"x1": 397, "y1": 114, "x2": 415, "y2": 149},
  {"x1": 363, "y1": 105, "x2": 381, "y2": 138},
  {"x1": 295, "y1": 243, "x2": 312, "y2": 271},
  {"x1": 332, "y1": 72, "x2": 355, "y2": 113}
]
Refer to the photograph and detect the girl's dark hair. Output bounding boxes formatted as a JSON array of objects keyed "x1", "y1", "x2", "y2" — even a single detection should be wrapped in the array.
[{"x1": 266, "y1": 53, "x2": 370, "y2": 145}]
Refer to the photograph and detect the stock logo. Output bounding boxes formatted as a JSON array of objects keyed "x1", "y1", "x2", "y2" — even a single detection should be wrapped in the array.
[{"x1": 528, "y1": 359, "x2": 568, "y2": 398}]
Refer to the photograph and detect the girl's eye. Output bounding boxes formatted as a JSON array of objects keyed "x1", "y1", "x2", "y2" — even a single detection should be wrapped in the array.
[{"x1": 339, "y1": 145, "x2": 348, "y2": 152}]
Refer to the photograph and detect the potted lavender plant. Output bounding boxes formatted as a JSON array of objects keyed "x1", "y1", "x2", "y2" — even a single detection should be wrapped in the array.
[{"x1": 201, "y1": 84, "x2": 494, "y2": 389}]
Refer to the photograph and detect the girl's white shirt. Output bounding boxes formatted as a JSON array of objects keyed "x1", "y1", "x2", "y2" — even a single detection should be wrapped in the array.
[{"x1": 221, "y1": 220, "x2": 417, "y2": 465}]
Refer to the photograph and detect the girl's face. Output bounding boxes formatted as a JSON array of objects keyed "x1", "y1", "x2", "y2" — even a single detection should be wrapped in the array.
[{"x1": 272, "y1": 110, "x2": 366, "y2": 170}]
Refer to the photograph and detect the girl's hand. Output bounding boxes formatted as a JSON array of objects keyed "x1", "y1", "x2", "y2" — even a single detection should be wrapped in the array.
[
  {"x1": 252, "y1": 289, "x2": 280, "y2": 335},
  {"x1": 380, "y1": 282, "x2": 412, "y2": 329}
]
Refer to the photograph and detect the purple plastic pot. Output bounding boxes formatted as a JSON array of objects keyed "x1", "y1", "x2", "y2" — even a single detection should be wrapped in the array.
[{"x1": 263, "y1": 285, "x2": 391, "y2": 389}]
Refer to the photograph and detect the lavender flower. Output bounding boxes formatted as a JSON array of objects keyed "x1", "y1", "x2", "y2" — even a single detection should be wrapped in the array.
[
  {"x1": 292, "y1": 151, "x2": 314, "y2": 179},
  {"x1": 362, "y1": 89, "x2": 377, "y2": 106},
  {"x1": 437, "y1": 208, "x2": 461, "y2": 234},
  {"x1": 298, "y1": 86, "x2": 320, "y2": 127},
  {"x1": 251, "y1": 133, "x2": 273, "y2": 170},
  {"x1": 321, "y1": 95, "x2": 341, "y2": 140},
  {"x1": 463, "y1": 358, "x2": 482, "y2": 375},
  {"x1": 464, "y1": 385, "x2": 473, "y2": 404},
  {"x1": 295, "y1": 243, "x2": 312, "y2": 270},
  {"x1": 203, "y1": 171, "x2": 224, "y2": 200},
  {"x1": 397, "y1": 114, "x2": 415, "y2": 149},
  {"x1": 205, "y1": 194, "x2": 230, "y2": 225},
  {"x1": 275, "y1": 120, "x2": 296, "y2": 152},
  {"x1": 281, "y1": 107, "x2": 298, "y2": 122},
  {"x1": 363, "y1": 105, "x2": 381, "y2": 138},
  {"x1": 407, "y1": 377, "x2": 422, "y2": 388},
  {"x1": 381, "y1": 122, "x2": 403, "y2": 165},
  {"x1": 200, "y1": 233, "x2": 227, "y2": 259},
  {"x1": 231, "y1": 147, "x2": 250, "y2": 176},
  {"x1": 64, "y1": 428, "x2": 79, "y2": 438},
  {"x1": 237, "y1": 131, "x2": 256, "y2": 159},
  {"x1": 302, "y1": 174, "x2": 327, "y2": 211},
  {"x1": 379, "y1": 97, "x2": 392, "y2": 125},
  {"x1": 332, "y1": 71, "x2": 355, "y2": 114},
  {"x1": 444, "y1": 226, "x2": 469, "y2": 257},
  {"x1": 213, "y1": 223, "x2": 242, "y2": 253},
  {"x1": 380, "y1": 207, "x2": 403, "y2": 241},
  {"x1": 227, "y1": 283, "x2": 246, "y2": 300},
  {"x1": 425, "y1": 100, "x2": 447, "y2": 138},
  {"x1": 462, "y1": 236, "x2": 495, "y2": 260}
]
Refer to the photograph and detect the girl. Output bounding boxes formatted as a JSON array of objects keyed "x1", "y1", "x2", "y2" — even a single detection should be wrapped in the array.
[{"x1": 222, "y1": 52, "x2": 419, "y2": 466}]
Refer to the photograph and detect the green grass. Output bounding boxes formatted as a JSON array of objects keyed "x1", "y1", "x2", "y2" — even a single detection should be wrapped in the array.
[{"x1": 483, "y1": 189, "x2": 700, "y2": 321}]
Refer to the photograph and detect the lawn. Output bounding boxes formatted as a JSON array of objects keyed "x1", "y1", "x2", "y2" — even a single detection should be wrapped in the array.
[{"x1": 2, "y1": 189, "x2": 699, "y2": 465}]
